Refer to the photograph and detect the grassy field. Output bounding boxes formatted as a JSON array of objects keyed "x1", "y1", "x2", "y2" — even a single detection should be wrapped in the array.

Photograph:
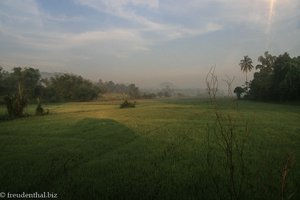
[{"x1": 0, "y1": 99, "x2": 299, "y2": 199}]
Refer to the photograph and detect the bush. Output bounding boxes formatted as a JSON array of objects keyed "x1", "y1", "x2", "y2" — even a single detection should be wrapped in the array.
[
  {"x1": 120, "y1": 100, "x2": 136, "y2": 109},
  {"x1": 35, "y1": 98, "x2": 49, "y2": 116}
]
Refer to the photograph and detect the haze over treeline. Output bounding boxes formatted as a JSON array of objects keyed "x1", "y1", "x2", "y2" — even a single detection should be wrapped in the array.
[{"x1": 1, "y1": 51, "x2": 299, "y2": 105}]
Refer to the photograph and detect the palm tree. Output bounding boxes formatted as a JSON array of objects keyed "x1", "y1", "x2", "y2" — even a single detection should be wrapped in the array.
[{"x1": 239, "y1": 55, "x2": 253, "y2": 83}]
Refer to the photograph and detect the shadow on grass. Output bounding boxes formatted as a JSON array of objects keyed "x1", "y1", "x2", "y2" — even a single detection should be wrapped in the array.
[{"x1": 0, "y1": 118, "x2": 138, "y2": 199}]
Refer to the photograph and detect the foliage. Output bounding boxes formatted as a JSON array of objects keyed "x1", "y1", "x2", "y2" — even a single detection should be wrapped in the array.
[
  {"x1": 0, "y1": 66, "x2": 7, "y2": 94},
  {"x1": 127, "y1": 84, "x2": 140, "y2": 99},
  {"x1": 233, "y1": 86, "x2": 245, "y2": 99},
  {"x1": 120, "y1": 100, "x2": 136, "y2": 108},
  {"x1": 3, "y1": 84, "x2": 27, "y2": 118},
  {"x1": 0, "y1": 67, "x2": 40, "y2": 99},
  {"x1": 1, "y1": 67, "x2": 141, "y2": 103},
  {"x1": 35, "y1": 103, "x2": 44, "y2": 116},
  {"x1": 239, "y1": 56, "x2": 254, "y2": 83},
  {"x1": 42, "y1": 74, "x2": 99, "y2": 102},
  {"x1": 158, "y1": 85, "x2": 174, "y2": 98},
  {"x1": 97, "y1": 79, "x2": 140, "y2": 99},
  {"x1": 249, "y1": 52, "x2": 300, "y2": 101},
  {"x1": 1, "y1": 67, "x2": 37, "y2": 118},
  {"x1": 35, "y1": 97, "x2": 49, "y2": 116}
]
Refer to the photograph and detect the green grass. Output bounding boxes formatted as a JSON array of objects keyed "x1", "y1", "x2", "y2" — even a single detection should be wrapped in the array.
[{"x1": 0, "y1": 99, "x2": 299, "y2": 199}]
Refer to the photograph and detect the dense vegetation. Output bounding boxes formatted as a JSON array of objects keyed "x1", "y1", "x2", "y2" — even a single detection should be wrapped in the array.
[
  {"x1": 0, "y1": 67, "x2": 140, "y2": 103},
  {"x1": 236, "y1": 52, "x2": 300, "y2": 101}
]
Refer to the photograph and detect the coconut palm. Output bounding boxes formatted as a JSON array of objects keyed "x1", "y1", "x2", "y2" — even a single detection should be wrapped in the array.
[{"x1": 239, "y1": 55, "x2": 254, "y2": 83}]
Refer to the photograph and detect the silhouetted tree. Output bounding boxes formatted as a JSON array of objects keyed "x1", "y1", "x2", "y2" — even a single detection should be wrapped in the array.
[
  {"x1": 233, "y1": 86, "x2": 245, "y2": 100},
  {"x1": 256, "y1": 51, "x2": 276, "y2": 71},
  {"x1": 239, "y1": 56, "x2": 254, "y2": 83},
  {"x1": 248, "y1": 52, "x2": 300, "y2": 101}
]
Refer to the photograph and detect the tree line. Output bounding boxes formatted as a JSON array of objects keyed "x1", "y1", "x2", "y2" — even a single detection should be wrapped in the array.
[
  {"x1": 235, "y1": 52, "x2": 300, "y2": 101},
  {"x1": 0, "y1": 67, "x2": 140, "y2": 103}
]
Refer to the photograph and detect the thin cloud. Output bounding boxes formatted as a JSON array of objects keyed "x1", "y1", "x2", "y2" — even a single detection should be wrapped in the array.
[
  {"x1": 0, "y1": 0, "x2": 299, "y2": 87},
  {"x1": 0, "y1": 0, "x2": 223, "y2": 57},
  {"x1": 75, "y1": 0, "x2": 223, "y2": 44}
]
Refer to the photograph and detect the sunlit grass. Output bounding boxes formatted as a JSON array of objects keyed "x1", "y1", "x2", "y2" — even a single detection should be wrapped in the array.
[{"x1": 0, "y1": 99, "x2": 299, "y2": 199}]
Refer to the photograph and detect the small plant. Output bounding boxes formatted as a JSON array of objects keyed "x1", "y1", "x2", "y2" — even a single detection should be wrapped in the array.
[
  {"x1": 35, "y1": 97, "x2": 49, "y2": 116},
  {"x1": 120, "y1": 100, "x2": 136, "y2": 108}
]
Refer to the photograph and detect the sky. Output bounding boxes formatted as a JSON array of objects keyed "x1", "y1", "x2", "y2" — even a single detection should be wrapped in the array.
[{"x1": 0, "y1": 0, "x2": 299, "y2": 89}]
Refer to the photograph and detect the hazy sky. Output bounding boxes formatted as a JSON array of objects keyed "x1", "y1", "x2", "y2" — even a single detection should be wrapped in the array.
[{"x1": 0, "y1": 0, "x2": 299, "y2": 88}]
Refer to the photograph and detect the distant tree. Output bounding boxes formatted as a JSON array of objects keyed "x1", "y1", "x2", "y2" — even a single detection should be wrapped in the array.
[
  {"x1": 233, "y1": 86, "x2": 245, "y2": 100},
  {"x1": 1, "y1": 67, "x2": 142, "y2": 103},
  {"x1": 159, "y1": 82, "x2": 174, "y2": 98},
  {"x1": 96, "y1": 79, "x2": 107, "y2": 93},
  {"x1": 239, "y1": 56, "x2": 254, "y2": 83},
  {"x1": 96, "y1": 79, "x2": 141, "y2": 99},
  {"x1": 127, "y1": 84, "x2": 140, "y2": 99},
  {"x1": 43, "y1": 74, "x2": 99, "y2": 102},
  {"x1": 162, "y1": 86, "x2": 173, "y2": 97},
  {"x1": 141, "y1": 93, "x2": 156, "y2": 99}
]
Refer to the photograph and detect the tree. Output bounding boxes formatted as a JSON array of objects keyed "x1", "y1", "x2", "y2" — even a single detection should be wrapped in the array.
[
  {"x1": 233, "y1": 86, "x2": 245, "y2": 100},
  {"x1": 0, "y1": 66, "x2": 6, "y2": 95},
  {"x1": 248, "y1": 52, "x2": 300, "y2": 101},
  {"x1": 3, "y1": 67, "x2": 41, "y2": 99},
  {"x1": 43, "y1": 74, "x2": 99, "y2": 102},
  {"x1": 239, "y1": 56, "x2": 254, "y2": 83},
  {"x1": 271, "y1": 53, "x2": 300, "y2": 101},
  {"x1": 256, "y1": 51, "x2": 276, "y2": 71},
  {"x1": 2, "y1": 67, "x2": 40, "y2": 118},
  {"x1": 249, "y1": 69, "x2": 273, "y2": 101},
  {"x1": 159, "y1": 82, "x2": 175, "y2": 97},
  {"x1": 127, "y1": 84, "x2": 140, "y2": 99}
]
